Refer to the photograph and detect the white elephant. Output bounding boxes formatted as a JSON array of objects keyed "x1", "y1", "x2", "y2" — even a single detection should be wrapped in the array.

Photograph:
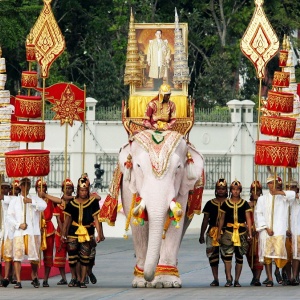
[{"x1": 118, "y1": 130, "x2": 204, "y2": 288}]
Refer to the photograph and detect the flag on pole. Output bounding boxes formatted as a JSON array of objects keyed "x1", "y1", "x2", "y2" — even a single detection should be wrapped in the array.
[{"x1": 36, "y1": 83, "x2": 85, "y2": 126}]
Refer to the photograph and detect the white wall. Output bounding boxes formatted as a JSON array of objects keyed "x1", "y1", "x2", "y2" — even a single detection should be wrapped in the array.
[{"x1": 22, "y1": 98, "x2": 263, "y2": 237}]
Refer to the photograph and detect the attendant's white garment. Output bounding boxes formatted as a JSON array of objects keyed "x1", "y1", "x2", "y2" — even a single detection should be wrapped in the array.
[
  {"x1": 0, "y1": 196, "x2": 11, "y2": 259},
  {"x1": 290, "y1": 197, "x2": 300, "y2": 260},
  {"x1": 6, "y1": 193, "x2": 46, "y2": 261},
  {"x1": 254, "y1": 190, "x2": 295, "y2": 262},
  {"x1": 0, "y1": 200, "x2": 3, "y2": 259}
]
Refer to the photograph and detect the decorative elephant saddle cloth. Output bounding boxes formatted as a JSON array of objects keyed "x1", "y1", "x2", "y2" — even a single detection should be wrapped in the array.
[{"x1": 133, "y1": 130, "x2": 183, "y2": 178}]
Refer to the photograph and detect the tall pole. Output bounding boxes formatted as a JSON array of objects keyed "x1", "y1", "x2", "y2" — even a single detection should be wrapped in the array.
[
  {"x1": 82, "y1": 85, "x2": 86, "y2": 173},
  {"x1": 64, "y1": 119, "x2": 69, "y2": 183}
]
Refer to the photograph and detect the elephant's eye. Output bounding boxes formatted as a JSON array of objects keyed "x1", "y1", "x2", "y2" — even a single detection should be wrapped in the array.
[
  {"x1": 177, "y1": 165, "x2": 181, "y2": 169},
  {"x1": 137, "y1": 164, "x2": 140, "y2": 167}
]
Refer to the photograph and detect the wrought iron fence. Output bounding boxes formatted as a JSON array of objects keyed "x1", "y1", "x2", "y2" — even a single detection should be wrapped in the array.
[
  {"x1": 45, "y1": 105, "x2": 260, "y2": 124},
  {"x1": 46, "y1": 154, "x2": 70, "y2": 188},
  {"x1": 95, "y1": 106, "x2": 122, "y2": 121},
  {"x1": 203, "y1": 156, "x2": 232, "y2": 189},
  {"x1": 44, "y1": 106, "x2": 55, "y2": 120},
  {"x1": 92, "y1": 154, "x2": 119, "y2": 190},
  {"x1": 254, "y1": 165, "x2": 300, "y2": 190},
  {"x1": 194, "y1": 108, "x2": 231, "y2": 123}
]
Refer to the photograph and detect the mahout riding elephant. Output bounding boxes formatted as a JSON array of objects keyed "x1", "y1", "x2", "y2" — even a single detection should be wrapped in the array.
[{"x1": 118, "y1": 130, "x2": 204, "y2": 288}]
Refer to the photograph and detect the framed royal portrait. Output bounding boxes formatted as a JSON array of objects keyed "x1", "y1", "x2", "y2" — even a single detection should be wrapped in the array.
[{"x1": 133, "y1": 23, "x2": 189, "y2": 95}]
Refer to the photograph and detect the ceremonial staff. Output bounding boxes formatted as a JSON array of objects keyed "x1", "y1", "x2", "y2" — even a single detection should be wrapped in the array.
[{"x1": 240, "y1": 0, "x2": 279, "y2": 265}]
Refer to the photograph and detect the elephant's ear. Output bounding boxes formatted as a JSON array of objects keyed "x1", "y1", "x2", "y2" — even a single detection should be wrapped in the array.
[{"x1": 178, "y1": 146, "x2": 204, "y2": 196}]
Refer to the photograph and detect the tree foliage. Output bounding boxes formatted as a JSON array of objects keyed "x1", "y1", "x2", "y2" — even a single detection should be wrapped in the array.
[{"x1": 0, "y1": 0, "x2": 300, "y2": 108}]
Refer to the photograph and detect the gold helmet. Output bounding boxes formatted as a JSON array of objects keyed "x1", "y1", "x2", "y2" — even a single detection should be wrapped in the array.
[
  {"x1": 12, "y1": 179, "x2": 20, "y2": 188},
  {"x1": 250, "y1": 180, "x2": 262, "y2": 191},
  {"x1": 35, "y1": 178, "x2": 47, "y2": 188},
  {"x1": 215, "y1": 177, "x2": 227, "y2": 188},
  {"x1": 77, "y1": 174, "x2": 90, "y2": 188},
  {"x1": 230, "y1": 179, "x2": 242, "y2": 191},
  {"x1": 215, "y1": 177, "x2": 228, "y2": 197},
  {"x1": 158, "y1": 84, "x2": 171, "y2": 103},
  {"x1": 62, "y1": 178, "x2": 74, "y2": 188},
  {"x1": 35, "y1": 178, "x2": 47, "y2": 192}
]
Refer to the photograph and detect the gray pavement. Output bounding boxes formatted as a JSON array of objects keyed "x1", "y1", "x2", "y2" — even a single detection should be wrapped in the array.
[{"x1": 1, "y1": 233, "x2": 300, "y2": 299}]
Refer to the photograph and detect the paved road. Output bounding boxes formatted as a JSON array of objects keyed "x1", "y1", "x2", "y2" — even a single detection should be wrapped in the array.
[{"x1": 1, "y1": 233, "x2": 300, "y2": 299}]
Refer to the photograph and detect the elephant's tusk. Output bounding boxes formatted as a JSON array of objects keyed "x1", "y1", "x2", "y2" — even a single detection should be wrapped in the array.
[
  {"x1": 132, "y1": 198, "x2": 146, "y2": 217},
  {"x1": 170, "y1": 200, "x2": 183, "y2": 218}
]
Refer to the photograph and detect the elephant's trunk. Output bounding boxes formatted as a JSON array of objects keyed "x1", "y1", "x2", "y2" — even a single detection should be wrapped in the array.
[
  {"x1": 143, "y1": 211, "x2": 166, "y2": 282},
  {"x1": 141, "y1": 181, "x2": 175, "y2": 282}
]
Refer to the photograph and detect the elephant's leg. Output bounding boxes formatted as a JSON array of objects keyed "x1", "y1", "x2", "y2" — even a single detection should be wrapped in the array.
[
  {"x1": 131, "y1": 223, "x2": 149, "y2": 288},
  {"x1": 151, "y1": 224, "x2": 184, "y2": 288}
]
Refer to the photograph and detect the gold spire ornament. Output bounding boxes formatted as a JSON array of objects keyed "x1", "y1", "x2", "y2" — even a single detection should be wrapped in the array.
[
  {"x1": 240, "y1": 0, "x2": 279, "y2": 79},
  {"x1": 173, "y1": 8, "x2": 190, "y2": 87},
  {"x1": 124, "y1": 8, "x2": 142, "y2": 93},
  {"x1": 29, "y1": 0, "x2": 65, "y2": 78}
]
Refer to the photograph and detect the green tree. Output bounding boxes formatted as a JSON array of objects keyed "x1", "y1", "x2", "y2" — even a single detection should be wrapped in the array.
[{"x1": 0, "y1": 0, "x2": 300, "y2": 108}]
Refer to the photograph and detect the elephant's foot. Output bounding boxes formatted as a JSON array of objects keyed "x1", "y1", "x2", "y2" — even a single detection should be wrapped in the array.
[
  {"x1": 132, "y1": 276, "x2": 147, "y2": 288},
  {"x1": 152, "y1": 275, "x2": 182, "y2": 288}
]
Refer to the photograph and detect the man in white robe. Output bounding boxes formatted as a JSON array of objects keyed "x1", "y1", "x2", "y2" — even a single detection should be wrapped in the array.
[
  {"x1": 288, "y1": 180, "x2": 300, "y2": 285},
  {"x1": 1, "y1": 180, "x2": 21, "y2": 287},
  {"x1": 255, "y1": 176, "x2": 295, "y2": 287},
  {"x1": 147, "y1": 29, "x2": 171, "y2": 89},
  {"x1": 6, "y1": 178, "x2": 46, "y2": 289},
  {"x1": 0, "y1": 182, "x2": 13, "y2": 287}
]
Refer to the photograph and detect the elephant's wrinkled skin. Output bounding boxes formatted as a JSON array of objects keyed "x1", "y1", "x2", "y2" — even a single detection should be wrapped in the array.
[{"x1": 119, "y1": 130, "x2": 204, "y2": 288}]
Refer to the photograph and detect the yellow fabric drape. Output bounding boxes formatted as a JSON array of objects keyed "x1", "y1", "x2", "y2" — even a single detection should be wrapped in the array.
[
  {"x1": 264, "y1": 257, "x2": 287, "y2": 268},
  {"x1": 209, "y1": 227, "x2": 220, "y2": 246},
  {"x1": 72, "y1": 221, "x2": 90, "y2": 243},
  {"x1": 128, "y1": 95, "x2": 188, "y2": 118},
  {"x1": 227, "y1": 223, "x2": 245, "y2": 246},
  {"x1": 40, "y1": 219, "x2": 47, "y2": 251},
  {"x1": 24, "y1": 234, "x2": 29, "y2": 255}
]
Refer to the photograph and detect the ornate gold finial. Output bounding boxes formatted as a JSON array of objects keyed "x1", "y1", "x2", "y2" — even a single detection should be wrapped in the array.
[
  {"x1": 124, "y1": 8, "x2": 142, "y2": 88},
  {"x1": 130, "y1": 7, "x2": 134, "y2": 22},
  {"x1": 186, "y1": 151, "x2": 192, "y2": 160},
  {"x1": 30, "y1": 0, "x2": 65, "y2": 78},
  {"x1": 173, "y1": 7, "x2": 190, "y2": 86},
  {"x1": 240, "y1": 0, "x2": 279, "y2": 79},
  {"x1": 282, "y1": 34, "x2": 287, "y2": 50},
  {"x1": 286, "y1": 36, "x2": 291, "y2": 51},
  {"x1": 0, "y1": 47, "x2": 2, "y2": 58},
  {"x1": 27, "y1": 30, "x2": 34, "y2": 45}
]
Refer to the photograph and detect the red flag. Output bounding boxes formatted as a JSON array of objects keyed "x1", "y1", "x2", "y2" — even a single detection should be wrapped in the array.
[{"x1": 36, "y1": 83, "x2": 85, "y2": 126}]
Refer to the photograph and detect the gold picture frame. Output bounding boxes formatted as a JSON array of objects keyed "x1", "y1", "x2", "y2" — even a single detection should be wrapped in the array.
[{"x1": 134, "y1": 23, "x2": 188, "y2": 94}]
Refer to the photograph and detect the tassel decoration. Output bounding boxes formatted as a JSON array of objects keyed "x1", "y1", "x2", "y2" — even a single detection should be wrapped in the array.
[
  {"x1": 186, "y1": 151, "x2": 196, "y2": 180},
  {"x1": 169, "y1": 199, "x2": 183, "y2": 228},
  {"x1": 124, "y1": 154, "x2": 133, "y2": 181}
]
